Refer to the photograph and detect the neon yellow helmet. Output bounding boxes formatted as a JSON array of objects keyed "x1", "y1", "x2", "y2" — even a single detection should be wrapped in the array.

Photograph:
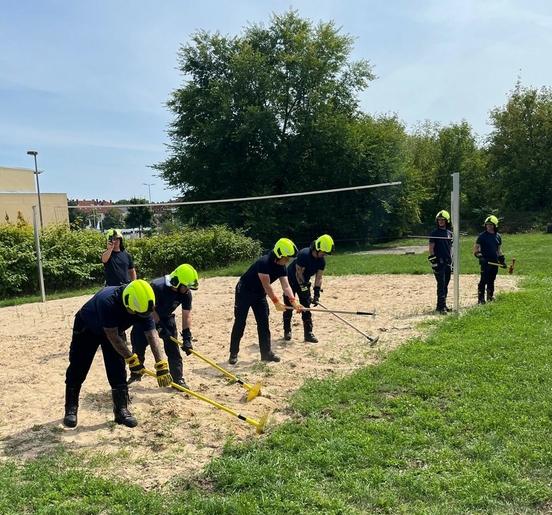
[
  {"x1": 314, "y1": 234, "x2": 334, "y2": 254},
  {"x1": 435, "y1": 210, "x2": 451, "y2": 223},
  {"x1": 106, "y1": 228, "x2": 123, "y2": 241},
  {"x1": 484, "y1": 215, "x2": 499, "y2": 227},
  {"x1": 169, "y1": 264, "x2": 199, "y2": 290},
  {"x1": 122, "y1": 279, "x2": 155, "y2": 316},
  {"x1": 273, "y1": 238, "x2": 298, "y2": 259}
]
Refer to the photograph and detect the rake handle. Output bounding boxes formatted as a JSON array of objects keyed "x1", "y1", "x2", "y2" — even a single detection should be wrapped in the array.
[
  {"x1": 284, "y1": 306, "x2": 375, "y2": 316},
  {"x1": 169, "y1": 336, "x2": 254, "y2": 390},
  {"x1": 142, "y1": 368, "x2": 262, "y2": 431},
  {"x1": 317, "y1": 302, "x2": 379, "y2": 344}
]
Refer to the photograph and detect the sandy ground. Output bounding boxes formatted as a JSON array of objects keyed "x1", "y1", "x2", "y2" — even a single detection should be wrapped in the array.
[{"x1": 0, "y1": 274, "x2": 518, "y2": 490}]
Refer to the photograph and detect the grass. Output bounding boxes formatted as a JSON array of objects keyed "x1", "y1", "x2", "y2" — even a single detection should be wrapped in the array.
[
  {"x1": 0, "y1": 284, "x2": 102, "y2": 308},
  {"x1": 1, "y1": 232, "x2": 552, "y2": 513}
]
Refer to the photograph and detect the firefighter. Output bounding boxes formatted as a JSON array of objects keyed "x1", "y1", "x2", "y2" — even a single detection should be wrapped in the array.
[
  {"x1": 473, "y1": 215, "x2": 505, "y2": 304},
  {"x1": 283, "y1": 234, "x2": 334, "y2": 342},
  {"x1": 228, "y1": 238, "x2": 303, "y2": 365},
  {"x1": 128, "y1": 264, "x2": 198, "y2": 389},
  {"x1": 63, "y1": 279, "x2": 172, "y2": 429},
  {"x1": 428, "y1": 211, "x2": 453, "y2": 314}
]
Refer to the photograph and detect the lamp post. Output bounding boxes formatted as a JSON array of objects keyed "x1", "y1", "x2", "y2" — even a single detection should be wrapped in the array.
[
  {"x1": 26, "y1": 150, "x2": 44, "y2": 229},
  {"x1": 142, "y1": 182, "x2": 154, "y2": 203}
]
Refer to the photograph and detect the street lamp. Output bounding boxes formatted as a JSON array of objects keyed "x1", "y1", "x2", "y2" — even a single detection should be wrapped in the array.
[
  {"x1": 27, "y1": 150, "x2": 44, "y2": 229},
  {"x1": 142, "y1": 182, "x2": 154, "y2": 203}
]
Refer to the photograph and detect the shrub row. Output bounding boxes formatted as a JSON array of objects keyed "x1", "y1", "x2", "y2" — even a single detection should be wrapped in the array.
[{"x1": 0, "y1": 224, "x2": 261, "y2": 296}]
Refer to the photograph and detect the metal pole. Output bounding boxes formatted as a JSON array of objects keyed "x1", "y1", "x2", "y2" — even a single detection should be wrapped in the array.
[
  {"x1": 27, "y1": 151, "x2": 44, "y2": 229},
  {"x1": 32, "y1": 205, "x2": 46, "y2": 302},
  {"x1": 451, "y1": 173, "x2": 460, "y2": 312}
]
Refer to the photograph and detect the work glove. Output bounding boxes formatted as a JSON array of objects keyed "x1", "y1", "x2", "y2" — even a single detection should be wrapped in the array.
[
  {"x1": 180, "y1": 328, "x2": 194, "y2": 356},
  {"x1": 474, "y1": 252, "x2": 486, "y2": 266},
  {"x1": 157, "y1": 323, "x2": 172, "y2": 340},
  {"x1": 291, "y1": 298, "x2": 304, "y2": 313},
  {"x1": 125, "y1": 353, "x2": 145, "y2": 376},
  {"x1": 272, "y1": 297, "x2": 287, "y2": 312},
  {"x1": 427, "y1": 255, "x2": 439, "y2": 270},
  {"x1": 498, "y1": 255, "x2": 506, "y2": 267},
  {"x1": 312, "y1": 286, "x2": 322, "y2": 306},
  {"x1": 154, "y1": 359, "x2": 173, "y2": 387}
]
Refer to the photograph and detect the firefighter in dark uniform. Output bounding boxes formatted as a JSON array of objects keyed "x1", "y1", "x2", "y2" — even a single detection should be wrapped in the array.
[
  {"x1": 283, "y1": 234, "x2": 334, "y2": 342},
  {"x1": 473, "y1": 215, "x2": 505, "y2": 304},
  {"x1": 101, "y1": 229, "x2": 137, "y2": 286},
  {"x1": 128, "y1": 264, "x2": 199, "y2": 389},
  {"x1": 428, "y1": 210, "x2": 453, "y2": 314},
  {"x1": 228, "y1": 238, "x2": 303, "y2": 365},
  {"x1": 63, "y1": 279, "x2": 173, "y2": 429}
]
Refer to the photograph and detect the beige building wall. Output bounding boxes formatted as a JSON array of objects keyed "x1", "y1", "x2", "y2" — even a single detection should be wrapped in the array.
[{"x1": 0, "y1": 167, "x2": 69, "y2": 226}]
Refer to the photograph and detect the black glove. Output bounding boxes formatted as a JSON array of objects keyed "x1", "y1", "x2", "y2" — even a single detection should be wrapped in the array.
[
  {"x1": 427, "y1": 255, "x2": 438, "y2": 269},
  {"x1": 475, "y1": 252, "x2": 486, "y2": 266},
  {"x1": 181, "y1": 328, "x2": 193, "y2": 356},
  {"x1": 157, "y1": 323, "x2": 172, "y2": 340},
  {"x1": 312, "y1": 286, "x2": 321, "y2": 306},
  {"x1": 498, "y1": 255, "x2": 506, "y2": 267}
]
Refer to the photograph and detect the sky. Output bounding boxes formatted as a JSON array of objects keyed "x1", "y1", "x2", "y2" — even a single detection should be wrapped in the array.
[{"x1": 1, "y1": 0, "x2": 551, "y2": 202}]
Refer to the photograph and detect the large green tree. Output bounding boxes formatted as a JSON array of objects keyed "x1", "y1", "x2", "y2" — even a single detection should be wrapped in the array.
[
  {"x1": 155, "y1": 11, "x2": 389, "y2": 244},
  {"x1": 487, "y1": 82, "x2": 552, "y2": 214}
]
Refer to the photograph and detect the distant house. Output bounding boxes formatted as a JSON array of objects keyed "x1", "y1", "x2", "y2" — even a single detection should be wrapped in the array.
[{"x1": 0, "y1": 166, "x2": 68, "y2": 225}]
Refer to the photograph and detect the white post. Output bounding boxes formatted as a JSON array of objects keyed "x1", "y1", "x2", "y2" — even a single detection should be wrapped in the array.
[
  {"x1": 451, "y1": 173, "x2": 460, "y2": 312},
  {"x1": 32, "y1": 205, "x2": 46, "y2": 302}
]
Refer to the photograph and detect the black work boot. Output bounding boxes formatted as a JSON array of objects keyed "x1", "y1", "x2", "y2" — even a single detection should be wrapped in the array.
[
  {"x1": 174, "y1": 378, "x2": 189, "y2": 390},
  {"x1": 303, "y1": 320, "x2": 318, "y2": 343},
  {"x1": 478, "y1": 290, "x2": 486, "y2": 305},
  {"x1": 283, "y1": 318, "x2": 292, "y2": 341},
  {"x1": 229, "y1": 353, "x2": 238, "y2": 365},
  {"x1": 63, "y1": 385, "x2": 81, "y2": 428},
  {"x1": 284, "y1": 331, "x2": 292, "y2": 341},
  {"x1": 487, "y1": 289, "x2": 494, "y2": 302},
  {"x1": 261, "y1": 352, "x2": 281, "y2": 363},
  {"x1": 112, "y1": 387, "x2": 138, "y2": 428}
]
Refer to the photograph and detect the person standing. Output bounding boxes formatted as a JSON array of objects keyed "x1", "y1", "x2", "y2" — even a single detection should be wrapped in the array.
[
  {"x1": 228, "y1": 238, "x2": 303, "y2": 365},
  {"x1": 473, "y1": 215, "x2": 505, "y2": 304},
  {"x1": 283, "y1": 234, "x2": 334, "y2": 342},
  {"x1": 129, "y1": 264, "x2": 199, "y2": 389},
  {"x1": 101, "y1": 229, "x2": 137, "y2": 286},
  {"x1": 63, "y1": 279, "x2": 173, "y2": 429},
  {"x1": 428, "y1": 211, "x2": 453, "y2": 314}
]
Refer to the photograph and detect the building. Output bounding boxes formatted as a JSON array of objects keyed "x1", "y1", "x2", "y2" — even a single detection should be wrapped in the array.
[{"x1": 0, "y1": 166, "x2": 68, "y2": 225}]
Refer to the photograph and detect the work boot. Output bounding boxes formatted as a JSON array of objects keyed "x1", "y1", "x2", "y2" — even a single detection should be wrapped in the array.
[
  {"x1": 487, "y1": 289, "x2": 494, "y2": 302},
  {"x1": 284, "y1": 331, "x2": 292, "y2": 341},
  {"x1": 478, "y1": 290, "x2": 486, "y2": 305},
  {"x1": 174, "y1": 378, "x2": 189, "y2": 390},
  {"x1": 112, "y1": 387, "x2": 138, "y2": 428},
  {"x1": 228, "y1": 353, "x2": 238, "y2": 365},
  {"x1": 435, "y1": 307, "x2": 448, "y2": 315},
  {"x1": 261, "y1": 352, "x2": 281, "y2": 363},
  {"x1": 63, "y1": 385, "x2": 80, "y2": 428},
  {"x1": 304, "y1": 331, "x2": 319, "y2": 343},
  {"x1": 127, "y1": 372, "x2": 142, "y2": 385}
]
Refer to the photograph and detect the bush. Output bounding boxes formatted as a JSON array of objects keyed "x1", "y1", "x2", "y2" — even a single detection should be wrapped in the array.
[{"x1": 0, "y1": 223, "x2": 261, "y2": 297}]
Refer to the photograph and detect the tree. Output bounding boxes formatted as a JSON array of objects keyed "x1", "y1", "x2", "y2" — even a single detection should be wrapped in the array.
[
  {"x1": 68, "y1": 199, "x2": 91, "y2": 230},
  {"x1": 154, "y1": 10, "x2": 378, "y2": 244},
  {"x1": 124, "y1": 198, "x2": 153, "y2": 236},
  {"x1": 102, "y1": 208, "x2": 125, "y2": 230},
  {"x1": 487, "y1": 82, "x2": 552, "y2": 214}
]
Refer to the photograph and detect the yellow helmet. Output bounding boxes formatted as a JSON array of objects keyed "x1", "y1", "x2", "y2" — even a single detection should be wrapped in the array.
[
  {"x1": 123, "y1": 279, "x2": 155, "y2": 316},
  {"x1": 314, "y1": 234, "x2": 334, "y2": 254},
  {"x1": 484, "y1": 215, "x2": 499, "y2": 227},
  {"x1": 435, "y1": 210, "x2": 451, "y2": 223},
  {"x1": 169, "y1": 264, "x2": 199, "y2": 290},
  {"x1": 273, "y1": 238, "x2": 298, "y2": 259},
  {"x1": 106, "y1": 228, "x2": 123, "y2": 241}
]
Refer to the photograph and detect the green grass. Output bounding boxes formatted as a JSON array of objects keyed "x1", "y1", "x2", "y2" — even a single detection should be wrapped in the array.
[
  {"x1": 0, "y1": 285, "x2": 102, "y2": 308},
  {"x1": 2, "y1": 232, "x2": 552, "y2": 513}
]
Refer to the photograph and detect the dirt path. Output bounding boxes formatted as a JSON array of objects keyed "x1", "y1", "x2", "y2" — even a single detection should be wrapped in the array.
[{"x1": 0, "y1": 274, "x2": 518, "y2": 490}]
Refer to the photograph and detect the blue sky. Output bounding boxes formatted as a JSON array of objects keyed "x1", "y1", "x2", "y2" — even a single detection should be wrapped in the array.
[{"x1": 1, "y1": 0, "x2": 551, "y2": 201}]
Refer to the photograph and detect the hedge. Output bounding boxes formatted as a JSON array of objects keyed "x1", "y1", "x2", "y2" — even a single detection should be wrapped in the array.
[{"x1": 0, "y1": 224, "x2": 261, "y2": 296}]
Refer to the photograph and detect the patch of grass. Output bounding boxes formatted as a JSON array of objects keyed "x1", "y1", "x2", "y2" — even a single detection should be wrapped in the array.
[{"x1": 0, "y1": 285, "x2": 101, "y2": 308}]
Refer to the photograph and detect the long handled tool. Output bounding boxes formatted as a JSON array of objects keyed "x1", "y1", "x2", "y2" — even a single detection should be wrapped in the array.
[
  {"x1": 316, "y1": 301, "x2": 380, "y2": 346},
  {"x1": 487, "y1": 258, "x2": 516, "y2": 274},
  {"x1": 143, "y1": 369, "x2": 269, "y2": 434},
  {"x1": 284, "y1": 306, "x2": 376, "y2": 316},
  {"x1": 170, "y1": 336, "x2": 261, "y2": 401}
]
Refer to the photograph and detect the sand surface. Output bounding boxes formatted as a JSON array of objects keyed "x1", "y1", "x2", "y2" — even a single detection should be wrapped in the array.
[{"x1": 0, "y1": 274, "x2": 518, "y2": 489}]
